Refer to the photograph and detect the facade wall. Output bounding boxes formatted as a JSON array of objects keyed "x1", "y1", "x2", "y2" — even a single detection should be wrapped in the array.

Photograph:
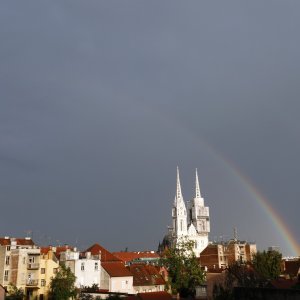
[
  {"x1": 62, "y1": 250, "x2": 101, "y2": 289},
  {"x1": 133, "y1": 284, "x2": 164, "y2": 293},
  {"x1": 200, "y1": 245, "x2": 220, "y2": 270},
  {"x1": 38, "y1": 251, "x2": 59, "y2": 300},
  {"x1": 110, "y1": 276, "x2": 133, "y2": 293},
  {"x1": 100, "y1": 269, "x2": 110, "y2": 290},
  {"x1": 200, "y1": 242, "x2": 257, "y2": 270},
  {"x1": 74, "y1": 258, "x2": 100, "y2": 288},
  {"x1": 0, "y1": 285, "x2": 5, "y2": 300},
  {"x1": 0, "y1": 246, "x2": 6, "y2": 285}
]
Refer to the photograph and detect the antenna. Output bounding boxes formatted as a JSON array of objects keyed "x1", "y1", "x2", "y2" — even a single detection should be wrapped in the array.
[{"x1": 25, "y1": 230, "x2": 32, "y2": 239}]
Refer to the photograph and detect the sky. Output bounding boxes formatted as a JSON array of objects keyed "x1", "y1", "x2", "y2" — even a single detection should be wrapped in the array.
[{"x1": 1, "y1": 1, "x2": 299, "y2": 256}]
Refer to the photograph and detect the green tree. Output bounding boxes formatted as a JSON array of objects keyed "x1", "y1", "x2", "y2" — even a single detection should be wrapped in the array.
[
  {"x1": 252, "y1": 250, "x2": 282, "y2": 281},
  {"x1": 49, "y1": 264, "x2": 77, "y2": 300},
  {"x1": 6, "y1": 283, "x2": 24, "y2": 300},
  {"x1": 213, "y1": 250, "x2": 283, "y2": 299},
  {"x1": 161, "y1": 239, "x2": 205, "y2": 298}
]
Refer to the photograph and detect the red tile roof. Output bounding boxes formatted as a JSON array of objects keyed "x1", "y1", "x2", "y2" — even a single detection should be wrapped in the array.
[
  {"x1": 128, "y1": 264, "x2": 166, "y2": 287},
  {"x1": 113, "y1": 251, "x2": 160, "y2": 263},
  {"x1": 0, "y1": 237, "x2": 34, "y2": 246},
  {"x1": 101, "y1": 262, "x2": 133, "y2": 277},
  {"x1": 84, "y1": 243, "x2": 121, "y2": 262}
]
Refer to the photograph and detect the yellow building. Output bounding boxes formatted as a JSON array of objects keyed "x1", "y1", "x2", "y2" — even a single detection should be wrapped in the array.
[{"x1": 38, "y1": 247, "x2": 60, "y2": 300}]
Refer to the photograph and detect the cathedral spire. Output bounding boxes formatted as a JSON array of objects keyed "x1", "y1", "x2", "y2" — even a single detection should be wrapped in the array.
[
  {"x1": 195, "y1": 168, "x2": 201, "y2": 198},
  {"x1": 176, "y1": 166, "x2": 183, "y2": 201}
]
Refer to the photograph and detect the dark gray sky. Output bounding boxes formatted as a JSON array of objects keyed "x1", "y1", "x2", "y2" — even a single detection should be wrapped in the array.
[{"x1": 1, "y1": 1, "x2": 299, "y2": 256}]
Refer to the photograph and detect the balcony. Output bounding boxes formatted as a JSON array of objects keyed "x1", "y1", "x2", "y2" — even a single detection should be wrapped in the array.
[
  {"x1": 27, "y1": 263, "x2": 40, "y2": 270},
  {"x1": 26, "y1": 279, "x2": 39, "y2": 286}
]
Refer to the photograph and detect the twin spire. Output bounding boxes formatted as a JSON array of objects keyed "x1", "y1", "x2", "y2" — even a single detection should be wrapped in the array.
[
  {"x1": 195, "y1": 168, "x2": 201, "y2": 198},
  {"x1": 176, "y1": 166, "x2": 183, "y2": 200},
  {"x1": 176, "y1": 167, "x2": 202, "y2": 201}
]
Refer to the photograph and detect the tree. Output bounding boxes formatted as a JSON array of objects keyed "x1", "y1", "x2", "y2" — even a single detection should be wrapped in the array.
[
  {"x1": 252, "y1": 250, "x2": 282, "y2": 281},
  {"x1": 161, "y1": 239, "x2": 205, "y2": 298},
  {"x1": 6, "y1": 283, "x2": 24, "y2": 300},
  {"x1": 49, "y1": 264, "x2": 77, "y2": 300},
  {"x1": 212, "y1": 250, "x2": 283, "y2": 299},
  {"x1": 79, "y1": 283, "x2": 99, "y2": 299}
]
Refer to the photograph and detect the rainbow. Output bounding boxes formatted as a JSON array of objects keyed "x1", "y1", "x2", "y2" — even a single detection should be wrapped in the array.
[
  {"x1": 138, "y1": 102, "x2": 299, "y2": 256},
  {"x1": 205, "y1": 143, "x2": 300, "y2": 257}
]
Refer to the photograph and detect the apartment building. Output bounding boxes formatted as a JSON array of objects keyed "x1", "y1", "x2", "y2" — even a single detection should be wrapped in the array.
[
  {"x1": 60, "y1": 248, "x2": 101, "y2": 288},
  {"x1": 200, "y1": 240, "x2": 257, "y2": 270},
  {"x1": 0, "y1": 237, "x2": 35, "y2": 287}
]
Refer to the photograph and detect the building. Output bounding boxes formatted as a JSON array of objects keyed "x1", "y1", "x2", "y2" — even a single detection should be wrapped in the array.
[
  {"x1": 282, "y1": 258, "x2": 300, "y2": 280},
  {"x1": 0, "y1": 237, "x2": 35, "y2": 288},
  {"x1": 0, "y1": 237, "x2": 61, "y2": 300},
  {"x1": 112, "y1": 251, "x2": 160, "y2": 266},
  {"x1": 128, "y1": 264, "x2": 166, "y2": 294},
  {"x1": 162, "y1": 168, "x2": 210, "y2": 257},
  {"x1": 38, "y1": 247, "x2": 60, "y2": 300},
  {"x1": 101, "y1": 262, "x2": 134, "y2": 294},
  {"x1": 10, "y1": 247, "x2": 41, "y2": 299},
  {"x1": 84, "y1": 243, "x2": 121, "y2": 263},
  {"x1": 0, "y1": 284, "x2": 5, "y2": 300},
  {"x1": 200, "y1": 240, "x2": 257, "y2": 270},
  {"x1": 60, "y1": 248, "x2": 101, "y2": 288}
]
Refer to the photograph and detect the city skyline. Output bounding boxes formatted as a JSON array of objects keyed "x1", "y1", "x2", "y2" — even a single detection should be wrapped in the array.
[{"x1": 0, "y1": 1, "x2": 299, "y2": 256}]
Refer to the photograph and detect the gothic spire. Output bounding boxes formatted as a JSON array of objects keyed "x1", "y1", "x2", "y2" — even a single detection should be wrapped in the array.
[
  {"x1": 195, "y1": 168, "x2": 201, "y2": 198},
  {"x1": 176, "y1": 166, "x2": 183, "y2": 201}
]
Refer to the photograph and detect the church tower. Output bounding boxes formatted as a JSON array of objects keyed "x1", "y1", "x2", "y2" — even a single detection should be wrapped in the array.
[
  {"x1": 172, "y1": 167, "x2": 188, "y2": 240},
  {"x1": 186, "y1": 169, "x2": 210, "y2": 255},
  {"x1": 171, "y1": 168, "x2": 210, "y2": 256}
]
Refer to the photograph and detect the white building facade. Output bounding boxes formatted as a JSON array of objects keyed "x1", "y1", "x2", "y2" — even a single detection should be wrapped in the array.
[
  {"x1": 171, "y1": 168, "x2": 210, "y2": 257},
  {"x1": 61, "y1": 249, "x2": 101, "y2": 288}
]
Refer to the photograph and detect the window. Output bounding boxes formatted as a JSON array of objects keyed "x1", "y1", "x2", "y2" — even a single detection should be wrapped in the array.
[
  {"x1": 4, "y1": 270, "x2": 9, "y2": 281},
  {"x1": 23, "y1": 257, "x2": 26, "y2": 264},
  {"x1": 5, "y1": 256, "x2": 10, "y2": 265},
  {"x1": 41, "y1": 268, "x2": 45, "y2": 274},
  {"x1": 81, "y1": 263, "x2": 85, "y2": 271},
  {"x1": 6, "y1": 246, "x2": 10, "y2": 251},
  {"x1": 121, "y1": 280, "x2": 126, "y2": 289},
  {"x1": 94, "y1": 262, "x2": 98, "y2": 271},
  {"x1": 41, "y1": 279, "x2": 46, "y2": 287}
]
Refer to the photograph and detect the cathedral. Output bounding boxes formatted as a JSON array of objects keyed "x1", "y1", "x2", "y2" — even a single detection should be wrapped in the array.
[{"x1": 160, "y1": 168, "x2": 210, "y2": 257}]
